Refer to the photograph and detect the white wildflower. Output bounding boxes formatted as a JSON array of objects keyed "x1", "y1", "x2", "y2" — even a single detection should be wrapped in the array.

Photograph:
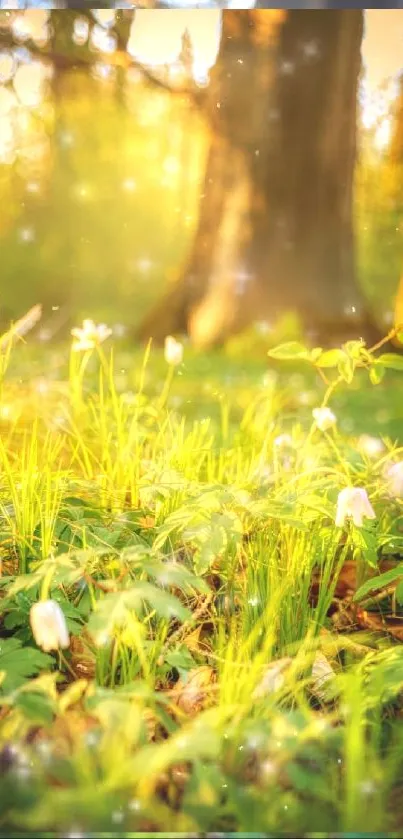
[
  {"x1": 335, "y1": 487, "x2": 376, "y2": 528},
  {"x1": 385, "y1": 461, "x2": 403, "y2": 498},
  {"x1": 71, "y1": 319, "x2": 112, "y2": 352},
  {"x1": 358, "y1": 435, "x2": 384, "y2": 458},
  {"x1": 30, "y1": 599, "x2": 69, "y2": 652},
  {"x1": 164, "y1": 335, "x2": 183, "y2": 366},
  {"x1": 312, "y1": 407, "x2": 336, "y2": 431}
]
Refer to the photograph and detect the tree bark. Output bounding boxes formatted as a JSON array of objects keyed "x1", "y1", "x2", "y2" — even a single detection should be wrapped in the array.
[{"x1": 138, "y1": 9, "x2": 381, "y2": 348}]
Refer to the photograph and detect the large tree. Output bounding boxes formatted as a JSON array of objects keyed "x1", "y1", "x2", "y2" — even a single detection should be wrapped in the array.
[{"x1": 138, "y1": 9, "x2": 381, "y2": 348}]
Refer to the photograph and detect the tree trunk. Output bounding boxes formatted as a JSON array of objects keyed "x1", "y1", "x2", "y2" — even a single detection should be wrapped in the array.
[{"x1": 138, "y1": 9, "x2": 381, "y2": 349}]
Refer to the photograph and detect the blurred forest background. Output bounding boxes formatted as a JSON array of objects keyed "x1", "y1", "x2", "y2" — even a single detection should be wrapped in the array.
[{"x1": 1, "y1": 7, "x2": 403, "y2": 346}]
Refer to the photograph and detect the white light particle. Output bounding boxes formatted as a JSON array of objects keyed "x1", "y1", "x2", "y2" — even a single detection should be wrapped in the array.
[
  {"x1": 112, "y1": 810, "x2": 124, "y2": 824},
  {"x1": 19, "y1": 226, "x2": 35, "y2": 243},
  {"x1": 359, "y1": 779, "x2": 377, "y2": 796},
  {"x1": 302, "y1": 40, "x2": 319, "y2": 60},
  {"x1": 38, "y1": 328, "x2": 51, "y2": 342},
  {"x1": 280, "y1": 60, "x2": 294, "y2": 76},
  {"x1": 35, "y1": 379, "x2": 50, "y2": 395},
  {"x1": 122, "y1": 178, "x2": 136, "y2": 192},
  {"x1": 137, "y1": 258, "x2": 152, "y2": 273},
  {"x1": 248, "y1": 597, "x2": 259, "y2": 607},
  {"x1": 26, "y1": 181, "x2": 40, "y2": 194},
  {"x1": 59, "y1": 131, "x2": 74, "y2": 147}
]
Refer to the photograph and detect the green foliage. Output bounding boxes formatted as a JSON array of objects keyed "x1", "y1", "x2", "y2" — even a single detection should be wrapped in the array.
[
  {"x1": 0, "y1": 330, "x2": 403, "y2": 835},
  {"x1": 0, "y1": 638, "x2": 52, "y2": 694}
]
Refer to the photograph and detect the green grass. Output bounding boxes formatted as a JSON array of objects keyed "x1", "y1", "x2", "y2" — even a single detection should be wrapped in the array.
[{"x1": 1, "y1": 329, "x2": 403, "y2": 837}]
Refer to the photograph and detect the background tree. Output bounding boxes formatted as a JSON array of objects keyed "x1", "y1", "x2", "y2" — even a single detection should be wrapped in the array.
[
  {"x1": 138, "y1": 8, "x2": 381, "y2": 348},
  {"x1": 0, "y1": 7, "x2": 398, "y2": 346}
]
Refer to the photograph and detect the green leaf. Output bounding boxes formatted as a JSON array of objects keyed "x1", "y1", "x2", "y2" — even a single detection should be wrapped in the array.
[
  {"x1": 0, "y1": 638, "x2": 53, "y2": 693},
  {"x1": 182, "y1": 761, "x2": 223, "y2": 830},
  {"x1": 352, "y1": 526, "x2": 379, "y2": 569},
  {"x1": 314, "y1": 349, "x2": 346, "y2": 368},
  {"x1": 369, "y1": 364, "x2": 385, "y2": 385},
  {"x1": 87, "y1": 582, "x2": 191, "y2": 641},
  {"x1": 377, "y1": 353, "x2": 403, "y2": 371},
  {"x1": 14, "y1": 691, "x2": 55, "y2": 724},
  {"x1": 267, "y1": 341, "x2": 310, "y2": 361},
  {"x1": 143, "y1": 560, "x2": 209, "y2": 594},
  {"x1": 165, "y1": 646, "x2": 196, "y2": 674},
  {"x1": 309, "y1": 347, "x2": 323, "y2": 362},
  {"x1": 337, "y1": 354, "x2": 354, "y2": 383},
  {"x1": 395, "y1": 579, "x2": 403, "y2": 606},
  {"x1": 297, "y1": 494, "x2": 334, "y2": 518},
  {"x1": 342, "y1": 339, "x2": 366, "y2": 360},
  {"x1": 353, "y1": 565, "x2": 403, "y2": 602}
]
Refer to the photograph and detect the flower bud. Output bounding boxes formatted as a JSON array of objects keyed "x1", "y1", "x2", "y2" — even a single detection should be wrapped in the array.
[{"x1": 30, "y1": 599, "x2": 69, "y2": 652}]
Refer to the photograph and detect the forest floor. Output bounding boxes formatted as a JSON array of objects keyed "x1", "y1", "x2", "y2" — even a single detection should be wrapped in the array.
[{"x1": 1, "y1": 329, "x2": 403, "y2": 837}]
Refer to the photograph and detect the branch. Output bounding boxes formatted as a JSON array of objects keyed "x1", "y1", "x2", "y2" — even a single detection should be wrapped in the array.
[{"x1": 0, "y1": 27, "x2": 205, "y2": 108}]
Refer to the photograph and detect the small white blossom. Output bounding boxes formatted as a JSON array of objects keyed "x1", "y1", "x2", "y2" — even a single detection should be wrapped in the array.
[
  {"x1": 312, "y1": 407, "x2": 337, "y2": 431},
  {"x1": 164, "y1": 335, "x2": 183, "y2": 366},
  {"x1": 385, "y1": 461, "x2": 403, "y2": 497},
  {"x1": 71, "y1": 319, "x2": 112, "y2": 352},
  {"x1": 335, "y1": 487, "x2": 376, "y2": 528},
  {"x1": 358, "y1": 435, "x2": 384, "y2": 458},
  {"x1": 30, "y1": 599, "x2": 69, "y2": 652},
  {"x1": 273, "y1": 433, "x2": 293, "y2": 448}
]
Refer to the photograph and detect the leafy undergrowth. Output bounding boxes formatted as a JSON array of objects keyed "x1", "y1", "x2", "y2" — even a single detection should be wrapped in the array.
[{"x1": 2, "y1": 325, "x2": 403, "y2": 836}]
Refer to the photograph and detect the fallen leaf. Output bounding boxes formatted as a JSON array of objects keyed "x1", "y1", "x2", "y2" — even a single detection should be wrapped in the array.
[
  {"x1": 171, "y1": 666, "x2": 216, "y2": 715},
  {"x1": 253, "y1": 657, "x2": 293, "y2": 699},
  {"x1": 311, "y1": 652, "x2": 336, "y2": 702}
]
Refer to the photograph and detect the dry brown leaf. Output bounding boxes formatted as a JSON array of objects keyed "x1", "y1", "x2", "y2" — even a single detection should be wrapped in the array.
[
  {"x1": 253, "y1": 657, "x2": 293, "y2": 699},
  {"x1": 311, "y1": 652, "x2": 336, "y2": 702},
  {"x1": 69, "y1": 632, "x2": 97, "y2": 679},
  {"x1": 171, "y1": 666, "x2": 216, "y2": 715},
  {"x1": 356, "y1": 609, "x2": 403, "y2": 642}
]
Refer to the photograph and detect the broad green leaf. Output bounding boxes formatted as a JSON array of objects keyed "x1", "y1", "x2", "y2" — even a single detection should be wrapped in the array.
[
  {"x1": 297, "y1": 495, "x2": 334, "y2": 518},
  {"x1": 182, "y1": 760, "x2": 224, "y2": 829},
  {"x1": 309, "y1": 347, "x2": 323, "y2": 362},
  {"x1": 396, "y1": 579, "x2": 403, "y2": 606},
  {"x1": 314, "y1": 349, "x2": 346, "y2": 368},
  {"x1": 342, "y1": 339, "x2": 366, "y2": 360},
  {"x1": 369, "y1": 364, "x2": 385, "y2": 385},
  {"x1": 14, "y1": 691, "x2": 55, "y2": 724},
  {"x1": 353, "y1": 564, "x2": 403, "y2": 602},
  {"x1": 165, "y1": 646, "x2": 196, "y2": 674},
  {"x1": 377, "y1": 353, "x2": 403, "y2": 371},
  {"x1": 0, "y1": 638, "x2": 53, "y2": 693},
  {"x1": 143, "y1": 560, "x2": 209, "y2": 594},
  {"x1": 87, "y1": 582, "x2": 191, "y2": 640},
  {"x1": 267, "y1": 342, "x2": 310, "y2": 361}
]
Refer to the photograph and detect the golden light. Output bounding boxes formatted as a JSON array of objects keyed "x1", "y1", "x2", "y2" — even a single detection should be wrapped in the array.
[{"x1": 128, "y1": 9, "x2": 221, "y2": 76}]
